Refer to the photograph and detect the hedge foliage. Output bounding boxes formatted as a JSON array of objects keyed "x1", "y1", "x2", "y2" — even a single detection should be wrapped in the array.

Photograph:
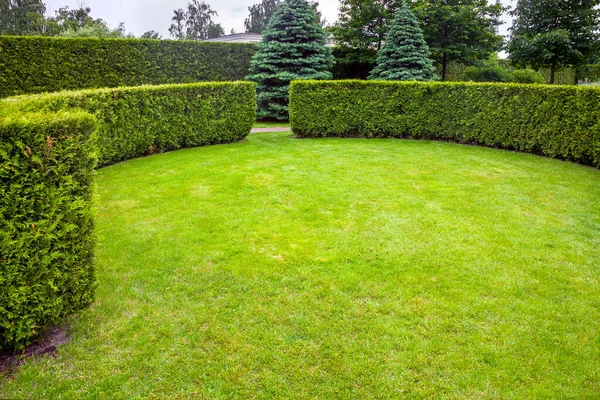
[
  {"x1": 0, "y1": 35, "x2": 257, "y2": 98},
  {"x1": 461, "y1": 64, "x2": 511, "y2": 83},
  {"x1": 460, "y1": 65, "x2": 546, "y2": 84},
  {"x1": 7, "y1": 81, "x2": 257, "y2": 167},
  {"x1": 1, "y1": 81, "x2": 255, "y2": 350},
  {"x1": 289, "y1": 80, "x2": 600, "y2": 168},
  {"x1": 508, "y1": 68, "x2": 546, "y2": 84},
  {"x1": 0, "y1": 110, "x2": 97, "y2": 350}
]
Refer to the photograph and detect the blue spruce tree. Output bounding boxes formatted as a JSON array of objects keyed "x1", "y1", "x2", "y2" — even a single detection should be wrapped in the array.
[
  {"x1": 369, "y1": 1, "x2": 437, "y2": 81},
  {"x1": 246, "y1": 0, "x2": 333, "y2": 120}
]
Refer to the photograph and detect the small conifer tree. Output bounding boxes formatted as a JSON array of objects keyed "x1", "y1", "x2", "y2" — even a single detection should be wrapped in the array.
[
  {"x1": 369, "y1": 1, "x2": 437, "y2": 81},
  {"x1": 246, "y1": 0, "x2": 332, "y2": 120}
]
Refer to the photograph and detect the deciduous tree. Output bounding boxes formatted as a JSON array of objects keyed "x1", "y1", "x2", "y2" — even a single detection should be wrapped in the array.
[
  {"x1": 169, "y1": 0, "x2": 224, "y2": 40},
  {"x1": 244, "y1": 0, "x2": 279, "y2": 33},
  {"x1": 60, "y1": 21, "x2": 131, "y2": 38},
  {"x1": 141, "y1": 30, "x2": 161, "y2": 39},
  {"x1": 244, "y1": 0, "x2": 323, "y2": 33},
  {"x1": 52, "y1": 5, "x2": 95, "y2": 32},
  {"x1": 47, "y1": 5, "x2": 130, "y2": 38},
  {"x1": 508, "y1": 0, "x2": 600, "y2": 84},
  {"x1": 331, "y1": 0, "x2": 401, "y2": 52},
  {"x1": 411, "y1": 0, "x2": 505, "y2": 81},
  {"x1": 0, "y1": 0, "x2": 46, "y2": 35}
]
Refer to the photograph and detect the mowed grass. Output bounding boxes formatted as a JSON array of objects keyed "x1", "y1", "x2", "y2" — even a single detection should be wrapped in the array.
[{"x1": 2, "y1": 132, "x2": 600, "y2": 399}]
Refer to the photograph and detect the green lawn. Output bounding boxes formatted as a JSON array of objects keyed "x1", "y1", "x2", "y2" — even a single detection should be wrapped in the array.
[
  {"x1": 2, "y1": 132, "x2": 599, "y2": 398},
  {"x1": 253, "y1": 121, "x2": 290, "y2": 129}
]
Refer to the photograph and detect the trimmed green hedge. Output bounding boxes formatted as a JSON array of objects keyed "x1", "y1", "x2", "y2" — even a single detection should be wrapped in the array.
[
  {"x1": 7, "y1": 81, "x2": 257, "y2": 167},
  {"x1": 1, "y1": 81, "x2": 255, "y2": 350},
  {"x1": 289, "y1": 80, "x2": 600, "y2": 168},
  {"x1": 0, "y1": 36, "x2": 257, "y2": 98},
  {"x1": 0, "y1": 111, "x2": 97, "y2": 350}
]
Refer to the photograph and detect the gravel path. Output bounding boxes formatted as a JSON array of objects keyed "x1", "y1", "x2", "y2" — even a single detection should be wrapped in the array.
[{"x1": 251, "y1": 127, "x2": 291, "y2": 133}]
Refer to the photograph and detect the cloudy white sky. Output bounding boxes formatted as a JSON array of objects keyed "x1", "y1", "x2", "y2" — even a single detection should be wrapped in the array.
[{"x1": 42, "y1": 0, "x2": 513, "y2": 39}]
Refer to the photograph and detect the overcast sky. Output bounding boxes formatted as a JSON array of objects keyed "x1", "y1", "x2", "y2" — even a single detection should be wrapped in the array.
[{"x1": 42, "y1": 0, "x2": 514, "y2": 39}]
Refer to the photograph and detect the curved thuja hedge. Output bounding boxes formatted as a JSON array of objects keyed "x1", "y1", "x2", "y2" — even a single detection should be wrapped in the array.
[
  {"x1": 9, "y1": 81, "x2": 257, "y2": 167},
  {"x1": 289, "y1": 80, "x2": 600, "y2": 168},
  {"x1": 0, "y1": 111, "x2": 97, "y2": 350},
  {"x1": 0, "y1": 82, "x2": 256, "y2": 350},
  {"x1": 0, "y1": 36, "x2": 257, "y2": 98}
]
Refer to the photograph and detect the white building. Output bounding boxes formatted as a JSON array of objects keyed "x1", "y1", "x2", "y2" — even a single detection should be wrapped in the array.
[
  {"x1": 205, "y1": 33, "x2": 335, "y2": 47},
  {"x1": 204, "y1": 33, "x2": 263, "y2": 44}
]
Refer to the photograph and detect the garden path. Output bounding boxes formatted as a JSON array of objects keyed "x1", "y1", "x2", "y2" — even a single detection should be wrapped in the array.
[{"x1": 250, "y1": 127, "x2": 291, "y2": 133}]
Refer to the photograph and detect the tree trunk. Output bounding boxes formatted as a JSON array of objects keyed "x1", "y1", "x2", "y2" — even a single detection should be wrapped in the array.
[
  {"x1": 442, "y1": 53, "x2": 447, "y2": 81},
  {"x1": 550, "y1": 62, "x2": 556, "y2": 84},
  {"x1": 574, "y1": 64, "x2": 581, "y2": 85}
]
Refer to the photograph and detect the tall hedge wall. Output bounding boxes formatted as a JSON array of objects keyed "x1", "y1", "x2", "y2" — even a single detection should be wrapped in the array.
[
  {"x1": 6, "y1": 81, "x2": 257, "y2": 167},
  {"x1": 0, "y1": 111, "x2": 97, "y2": 350},
  {"x1": 289, "y1": 80, "x2": 600, "y2": 168},
  {"x1": 0, "y1": 36, "x2": 257, "y2": 98}
]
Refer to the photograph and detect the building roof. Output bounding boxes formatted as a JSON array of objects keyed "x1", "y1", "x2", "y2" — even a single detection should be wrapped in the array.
[
  {"x1": 204, "y1": 33, "x2": 263, "y2": 44},
  {"x1": 204, "y1": 33, "x2": 335, "y2": 47}
]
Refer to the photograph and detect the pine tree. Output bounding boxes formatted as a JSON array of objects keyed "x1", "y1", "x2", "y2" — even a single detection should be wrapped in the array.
[
  {"x1": 246, "y1": 0, "x2": 332, "y2": 121},
  {"x1": 369, "y1": 2, "x2": 436, "y2": 81}
]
